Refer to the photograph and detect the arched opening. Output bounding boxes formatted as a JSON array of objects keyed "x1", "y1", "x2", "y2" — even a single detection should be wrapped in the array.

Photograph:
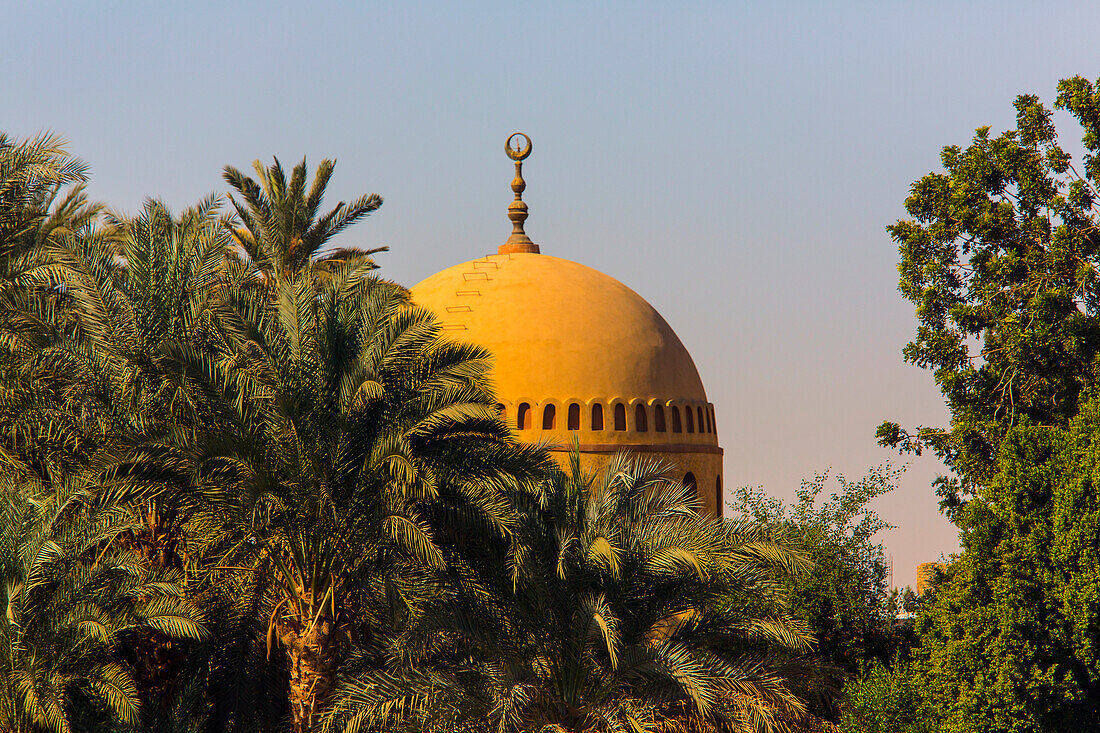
[
  {"x1": 715, "y1": 475, "x2": 723, "y2": 519},
  {"x1": 495, "y1": 403, "x2": 505, "y2": 419},
  {"x1": 684, "y1": 471, "x2": 697, "y2": 495},
  {"x1": 635, "y1": 404, "x2": 648, "y2": 432},
  {"x1": 685, "y1": 407, "x2": 695, "y2": 433},
  {"x1": 671, "y1": 406, "x2": 682, "y2": 433},
  {"x1": 698, "y1": 407, "x2": 706, "y2": 433},
  {"x1": 654, "y1": 405, "x2": 666, "y2": 432},
  {"x1": 591, "y1": 404, "x2": 604, "y2": 431},
  {"x1": 614, "y1": 403, "x2": 627, "y2": 431},
  {"x1": 517, "y1": 403, "x2": 531, "y2": 430},
  {"x1": 542, "y1": 404, "x2": 556, "y2": 430},
  {"x1": 709, "y1": 406, "x2": 717, "y2": 433},
  {"x1": 706, "y1": 406, "x2": 714, "y2": 433},
  {"x1": 567, "y1": 403, "x2": 581, "y2": 430}
]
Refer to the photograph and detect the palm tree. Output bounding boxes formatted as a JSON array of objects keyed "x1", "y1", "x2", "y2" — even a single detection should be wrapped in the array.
[
  {"x1": 195, "y1": 259, "x2": 550, "y2": 732},
  {"x1": 1, "y1": 197, "x2": 230, "y2": 475},
  {"x1": 0, "y1": 131, "x2": 98, "y2": 283},
  {"x1": 222, "y1": 157, "x2": 385, "y2": 285},
  {"x1": 0, "y1": 462, "x2": 204, "y2": 733},
  {"x1": 0, "y1": 132, "x2": 101, "y2": 483},
  {"x1": 1, "y1": 198, "x2": 242, "y2": 729},
  {"x1": 325, "y1": 453, "x2": 816, "y2": 733}
]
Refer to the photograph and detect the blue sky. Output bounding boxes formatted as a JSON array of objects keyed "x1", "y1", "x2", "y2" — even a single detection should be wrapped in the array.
[{"x1": 6, "y1": 1, "x2": 1100, "y2": 586}]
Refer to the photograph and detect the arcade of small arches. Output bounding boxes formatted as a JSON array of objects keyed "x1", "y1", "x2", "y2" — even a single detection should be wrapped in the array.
[
  {"x1": 492, "y1": 398, "x2": 724, "y2": 517},
  {"x1": 499, "y1": 398, "x2": 718, "y2": 436}
]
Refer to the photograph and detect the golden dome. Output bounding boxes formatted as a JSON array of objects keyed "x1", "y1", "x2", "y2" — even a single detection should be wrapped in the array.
[{"x1": 410, "y1": 252, "x2": 719, "y2": 453}]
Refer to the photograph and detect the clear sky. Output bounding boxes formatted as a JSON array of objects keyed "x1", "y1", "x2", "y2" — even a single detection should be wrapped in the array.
[{"x1": 6, "y1": 0, "x2": 1100, "y2": 587}]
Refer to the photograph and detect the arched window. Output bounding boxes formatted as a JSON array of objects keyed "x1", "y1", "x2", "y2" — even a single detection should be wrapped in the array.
[
  {"x1": 542, "y1": 404, "x2": 556, "y2": 430},
  {"x1": 685, "y1": 407, "x2": 695, "y2": 433},
  {"x1": 684, "y1": 472, "x2": 697, "y2": 493},
  {"x1": 654, "y1": 405, "x2": 666, "y2": 432},
  {"x1": 709, "y1": 406, "x2": 717, "y2": 433},
  {"x1": 635, "y1": 404, "x2": 648, "y2": 432},
  {"x1": 715, "y1": 475, "x2": 723, "y2": 519},
  {"x1": 591, "y1": 404, "x2": 604, "y2": 430},
  {"x1": 614, "y1": 403, "x2": 627, "y2": 431},
  {"x1": 698, "y1": 407, "x2": 706, "y2": 433},
  {"x1": 670, "y1": 406, "x2": 682, "y2": 433},
  {"x1": 567, "y1": 403, "x2": 581, "y2": 430},
  {"x1": 706, "y1": 406, "x2": 714, "y2": 433},
  {"x1": 517, "y1": 403, "x2": 531, "y2": 430}
]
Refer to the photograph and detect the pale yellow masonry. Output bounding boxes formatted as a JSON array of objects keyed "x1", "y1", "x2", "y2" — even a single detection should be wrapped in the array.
[{"x1": 409, "y1": 135, "x2": 724, "y2": 517}]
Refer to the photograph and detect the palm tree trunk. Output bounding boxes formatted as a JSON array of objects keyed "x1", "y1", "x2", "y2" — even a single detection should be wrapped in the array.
[
  {"x1": 280, "y1": 617, "x2": 337, "y2": 733},
  {"x1": 120, "y1": 504, "x2": 187, "y2": 703}
]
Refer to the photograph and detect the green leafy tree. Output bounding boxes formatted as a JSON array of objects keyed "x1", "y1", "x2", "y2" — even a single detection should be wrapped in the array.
[
  {"x1": 876, "y1": 75, "x2": 1100, "y2": 732},
  {"x1": 11, "y1": 198, "x2": 230, "y2": 458},
  {"x1": 0, "y1": 131, "x2": 97, "y2": 283},
  {"x1": 732, "y1": 467, "x2": 903, "y2": 677},
  {"x1": 912, "y1": 400, "x2": 1100, "y2": 732},
  {"x1": 1, "y1": 196, "x2": 258, "y2": 730},
  {"x1": 0, "y1": 132, "x2": 100, "y2": 480},
  {"x1": 878, "y1": 75, "x2": 1100, "y2": 514},
  {"x1": 325, "y1": 453, "x2": 817, "y2": 733},
  {"x1": 837, "y1": 659, "x2": 927, "y2": 733}
]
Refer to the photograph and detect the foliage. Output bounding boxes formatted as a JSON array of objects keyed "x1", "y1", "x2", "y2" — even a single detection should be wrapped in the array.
[
  {"x1": 0, "y1": 465, "x2": 204, "y2": 733},
  {"x1": 11, "y1": 198, "x2": 230, "y2": 448},
  {"x1": 223, "y1": 157, "x2": 385, "y2": 285},
  {"x1": 837, "y1": 659, "x2": 927, "y2": 733},
  {"x1": 732, "y1": 467, "x2": 903, "y2": 676},
  {"x1": 6, "y1": 194, "x2": 305, "y2": 732},
  {"x1": 324, "y1": 453, "x2": 816, "y2": 733},
  {"x1": 0, "y1": 133, "x2": 100, "y2": 483},
  {"x1": 874, "y1": 75, "x2": 1100, "y2": 732},
  {"x1": 883, "y1": 587, "x2": 922, "y2": 622},
  {"x1": 0, "y1": 131, "x2": 96, "y2": 282},
  {"x1": 911, "y1": 398, "x2": 1100, "y2": 732},
  {"x1": 177, "y1": 210, "x2": 549, "y2": 731},
  {"x1": 878, "y1": 75, "x2": 1100, "y2": 514}
]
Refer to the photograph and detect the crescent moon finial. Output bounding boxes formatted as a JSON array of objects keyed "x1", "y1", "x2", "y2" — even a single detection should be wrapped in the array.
[
  {"x1": 506, "y1": 132, "x2": 532, "y2": 161},
  {"x1": 500, "y1": 133, "x2": 539, "y2": 254}
]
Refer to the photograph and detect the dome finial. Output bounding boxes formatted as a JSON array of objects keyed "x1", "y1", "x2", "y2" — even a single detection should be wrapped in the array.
[{"x1": 499, "y1": 133, "x2": 540, "y2": 254}]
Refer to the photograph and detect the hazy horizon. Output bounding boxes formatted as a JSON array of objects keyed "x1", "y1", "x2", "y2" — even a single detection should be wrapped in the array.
[{"x1": 8, "y1": 0, "x2": 1100, "y2": 587}]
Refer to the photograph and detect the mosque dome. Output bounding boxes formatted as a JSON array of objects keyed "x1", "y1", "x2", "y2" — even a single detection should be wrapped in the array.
[
  {"x1": 411, "y1": 253, "x2": 708, "y2": 405},
  {"x1": 410, "y1": 134, "x2": 724, "y2": 516}
]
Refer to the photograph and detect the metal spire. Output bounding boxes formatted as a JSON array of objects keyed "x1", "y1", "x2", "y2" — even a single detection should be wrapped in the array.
[{"x1": 499, "y1": 132, "x2": 540, "y2": 254}]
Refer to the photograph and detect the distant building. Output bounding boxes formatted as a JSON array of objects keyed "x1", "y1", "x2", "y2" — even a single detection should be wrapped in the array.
[
  {"x1": 916, "y1": 562, "x2": 946, "y2": 595},
  {"x1": 411, "y1": 134, "x2": 724, "y2": 516}
]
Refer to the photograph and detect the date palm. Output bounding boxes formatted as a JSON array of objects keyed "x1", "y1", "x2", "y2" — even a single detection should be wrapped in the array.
[
  {"x1": 0, "y1": 463, "x2": 204, "y2": 733},
  {"x1": 197, "y1": 258, "x2": 549, "y2": 733},
  {"x1": 222, "y1": 157, "x2": 384, "y2": 285},
  {"x1": 7, "y1": 197, "x2": 232, "y2": 584},
  {"x1": 326, "y1": 453, "x2": 816, "y2": 733},
  {"x1": 0, "y1": 131, "x2": 97, "y2": 283},
  {"x1": 2, "y1": 199, "x2": 237, "y2": 728},
  {"x1": 0, "y1": 132, "x2": 100, "y2": 480},
  {"x1": 4, "y1": 197, "x2": 230, "y2": 469}
]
